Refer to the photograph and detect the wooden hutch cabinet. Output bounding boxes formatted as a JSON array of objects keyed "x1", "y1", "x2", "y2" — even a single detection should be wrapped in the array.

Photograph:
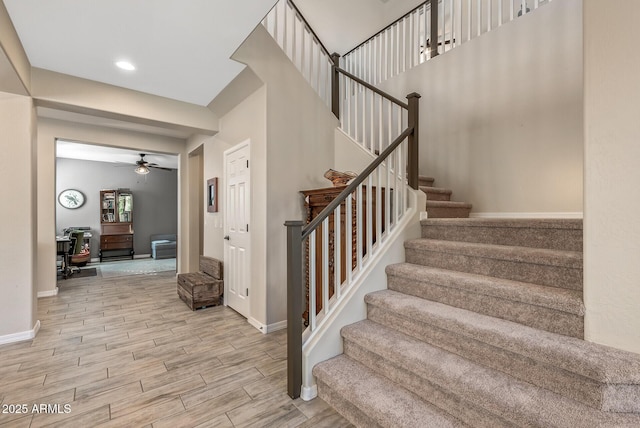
[
  {"x1": 99, "y1": 189, "x2": 134, "y2": 262},
  {"x1": 301, "y1": 185, "x2": 387, "y2": 324}
]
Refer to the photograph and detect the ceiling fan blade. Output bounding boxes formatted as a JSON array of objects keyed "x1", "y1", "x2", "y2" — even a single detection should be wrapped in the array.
[{"x1": 148, "y1": 165, "x2": 175, "y2": 171}]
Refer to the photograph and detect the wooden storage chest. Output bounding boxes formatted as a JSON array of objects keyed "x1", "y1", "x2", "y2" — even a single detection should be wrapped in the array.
[{"x1": 177, "y1": 256, "x2": 223, "y2": 310}]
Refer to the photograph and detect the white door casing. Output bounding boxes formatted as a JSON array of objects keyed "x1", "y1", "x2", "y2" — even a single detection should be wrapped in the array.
[{"x1": 224, "y1": 141, "x2": 251, "y2": 318}]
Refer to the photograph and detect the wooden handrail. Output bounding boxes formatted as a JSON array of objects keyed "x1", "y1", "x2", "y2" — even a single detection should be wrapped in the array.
[
  {"x1": 303, "y1": 126, "x2": 415, "y2": 240},
  {"x1": 335, "y1": 67, "x2": 409, "y2": 110},
  {"x1": 287, "y1": 0, "x2": 332, "y2": 58}
]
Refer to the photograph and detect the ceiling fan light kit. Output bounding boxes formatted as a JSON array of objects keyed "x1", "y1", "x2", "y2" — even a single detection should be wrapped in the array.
[
  {"x1": 134, "y1": 164, "x2": 150, "y2": 175},
  {"x1": 134, "y1": 153, "x2": 173, "y2": 174}
]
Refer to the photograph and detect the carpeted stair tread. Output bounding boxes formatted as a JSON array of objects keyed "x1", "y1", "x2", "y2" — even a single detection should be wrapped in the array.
[
  {"x1": 405, "y1": 238, "x2": 582, "y2": 290},
  {"x1": 421, "y1": 218, "x2": 583, "y2": 251},
  {"x1": 385, "y1": 263, "x2": 584, "y2": 337},
  {"x1": 341, "y1": 320, "x2": 640, "y2": 427},
  {"x1": 418, "y1": 175, "x2": 435, "y2": 187},
  {"x1": 386, "y1": 263, "x2": 583, "y2": 316},
  {"x1": 313, "y1": 354, "x2": 466, "y2": 427},
  {"x1": 365, "y1": 290, "x2": 640, "y2": 387},
  {"x1": 425, "y1": 201, "x2": 472, "y2": 208},
  {"x1": 425, "y1": 201, "x2": 473, "y2": 219},
  {"x1": 420, "y1": 186, "x2": 452, "y2": 201}
]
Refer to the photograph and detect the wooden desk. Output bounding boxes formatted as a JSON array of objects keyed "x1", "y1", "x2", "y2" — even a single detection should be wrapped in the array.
[
  {"x1": 56, "y1": 237, "x2": 71, "y2": 279},
  {"x1": 99, "y1": 223, "x2": 134, "y2": 262}
]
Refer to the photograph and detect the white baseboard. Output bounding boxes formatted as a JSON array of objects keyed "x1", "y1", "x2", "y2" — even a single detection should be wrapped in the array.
[
  {"x1": 300, "y1": 384, "x2": 318, "y2": 401},
  {"x1": 0, "y1": 320, "x2": 40, "y2": 345},
  {"x1": 469, "y1": 212, "x2": 583, "y2": 219},
  {"x1": 37, "y1": 288, "x2": 59, "y2": 298},
  {"x1": 248, "y1": 317, "x2": 287, "y2": 334}
]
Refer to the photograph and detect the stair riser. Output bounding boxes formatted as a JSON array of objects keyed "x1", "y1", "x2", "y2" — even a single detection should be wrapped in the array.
[
  {"x1": 421, "y1": 188, "x2": 452, "y2": 201},
  {"x1": 418, "y1": 177, "x2": 434, "y2": 187},
  {"x1": 421, "y1": 224, "x2": 582, "y2": 252},
  {"x1": 387, "y1": 274, "x2": 584, "y2": 338},
  {"x1": 405, "y1": 247, "x2": 583, "y2": 290},
  {"x1": 343, "y1": 340, "x2": 511, "y2": 428},
  {"x1": 316, "y1": 380, "x2": 383, "y2": 428},
  {"x1": 426, "y1": 207, "x2": 472, "y2": 218},
  {"x1": 366, "y1": 304, "x2": 628, "y2": 412}
]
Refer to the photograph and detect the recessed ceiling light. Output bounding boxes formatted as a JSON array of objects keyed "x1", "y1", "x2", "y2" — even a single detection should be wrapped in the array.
[{"x1": 115, "y1": 61, "x2": 136, "y2": 71}]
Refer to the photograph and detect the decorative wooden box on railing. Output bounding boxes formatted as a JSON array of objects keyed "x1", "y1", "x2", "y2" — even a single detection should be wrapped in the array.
[{"x1": 301, "y1": 185, "x2": 388, "y2": 324}]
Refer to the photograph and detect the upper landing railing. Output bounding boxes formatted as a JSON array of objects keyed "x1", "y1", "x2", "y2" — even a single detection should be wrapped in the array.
[
  {"x1": 262, "y1": 0, "x2": 333, "y2": 108},
  {"x1": 342, "y1": 0, "x2": 552, "y2": 85}
]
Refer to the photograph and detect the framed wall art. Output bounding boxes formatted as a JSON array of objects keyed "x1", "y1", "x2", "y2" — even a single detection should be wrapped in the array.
[{"x1": 207, "y1": 177, "x2": 218, "y2": 213}]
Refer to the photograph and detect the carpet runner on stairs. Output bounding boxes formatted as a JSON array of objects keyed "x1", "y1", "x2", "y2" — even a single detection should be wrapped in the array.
[{"x1": 313, "y1": 218, "x2": 640, "y2": 427}]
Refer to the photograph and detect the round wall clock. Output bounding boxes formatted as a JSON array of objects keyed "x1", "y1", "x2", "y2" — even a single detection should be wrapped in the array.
[{"x1": 58, "y1": 189, "x2": 85, "y2": 209}]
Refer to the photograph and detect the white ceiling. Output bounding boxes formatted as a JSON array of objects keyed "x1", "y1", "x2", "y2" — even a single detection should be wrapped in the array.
[
  {"x1": 4, "y1": 0, "x2": 420, "y2": 164},
  {"x1": 4, "y1": 0, "x2": 423, "y2": 108},
  {"x1": 3, "y1": 0, "x2": 278, "y2": 106},
  {"x1": 56, "y1": 140, "x2": 178, "y2": 170}
]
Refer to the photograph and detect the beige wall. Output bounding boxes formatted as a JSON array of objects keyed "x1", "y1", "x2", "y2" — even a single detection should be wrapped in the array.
[
  {"x1": 0, "y1": 2, "x2": 30, "y2": 94},
  {"x1": 37, "y1": 118, "x2": 187, "y2": 295},
  {"x1": 378, "y1": 0, "x2": 584, "y2": 216},
  {"x1": 32, "y1": 68, "x2": 218, "y2": 136},
  {"x1": 0, "y1": 94, "x2": 37, "y2": 338},
  {"x1": 583, "y1": 0, "x2": 640, "y2": 353},
  {"x1": 221, "y1": 26, "x2": 338, "y2": 328},
  {"x1": 202, "y1": 135, "x2": 230, "y2": 262},
  {"x1": 207, "y1": 85, "x2": 268, "y2": 326}
]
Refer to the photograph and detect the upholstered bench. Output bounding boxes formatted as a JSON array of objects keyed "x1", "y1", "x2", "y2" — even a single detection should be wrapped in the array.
[
  {"x1": 177, "y1": 256, "x2": 223, "y2": 310},
  {"x1": 150, "y1": 234, "x2": 177, "y2": 259}
]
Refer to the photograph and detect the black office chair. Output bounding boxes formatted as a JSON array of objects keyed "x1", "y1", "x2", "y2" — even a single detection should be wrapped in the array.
[
  {"x1": 57, "y1": 235, "x2": 77, "y2": 279},
  {"x1": 67, "y1": 230, "x2": 84, "y2": 276}
]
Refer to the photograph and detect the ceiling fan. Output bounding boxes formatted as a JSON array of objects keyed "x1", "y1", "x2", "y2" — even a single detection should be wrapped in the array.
[{"x1": 134, "y1": 153, "x2": 173, "y2": 175}]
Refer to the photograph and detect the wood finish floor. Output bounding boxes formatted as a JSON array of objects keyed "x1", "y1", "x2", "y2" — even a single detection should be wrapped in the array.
[{"x1": 0, "y1": 271, "x2": 352, "y2": 427}]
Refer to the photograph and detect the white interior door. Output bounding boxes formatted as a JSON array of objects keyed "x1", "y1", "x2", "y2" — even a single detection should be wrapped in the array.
[{"x1": 224, "y1": 141, "x2": 250, "y2": 318}]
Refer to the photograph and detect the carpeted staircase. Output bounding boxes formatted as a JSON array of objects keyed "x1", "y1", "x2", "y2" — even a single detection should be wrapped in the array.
[
  {"x1": 419, "y1": 176, "x2": 472, "y2": 218},
  {"x1": 313, "y1": 218, "x2": 640, "y2": 427}
]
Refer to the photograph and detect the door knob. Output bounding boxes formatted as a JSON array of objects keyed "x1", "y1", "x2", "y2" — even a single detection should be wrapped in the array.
[{"x1": 223, "y1": 235, "x2": 230, "y2": 240}]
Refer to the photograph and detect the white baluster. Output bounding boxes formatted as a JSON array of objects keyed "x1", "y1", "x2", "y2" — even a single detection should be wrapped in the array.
[
  {"x1": 322, "y1": 217, "x2": 329, "y2": 316},
  {"x1": 366, "y1": 176, "x2": 373, "y2": 257},
  {"x1": 451, "y1": 0, "x2": 456, "y2": 49},
  {"x1": 362, "y1": 84, "x2": 367, "y2": 147},
  {"x1": 347, "y1": 76, "x2": 352, "y2": 139},
  {"x1": 369, "y1": 92, "x2": 375, "y2": 155},
  {"x1": 401, "y1": 17, "x2": 406, "y2": 73},
  {"x1": 309, "y1": 230, "x2": 316, "y2": 331},
  {"x1": 334, "y1": 204, "x2": 341, "y2": 298},
  {"x1": 467, "y1": 0, "x2": 472, "y2": 42},
  {"x1": 356, "y1": 183, "x2": 363, "y2": 269},
  {"x1": 346, "y1": 193, "x2": 353, "y2": 283},
  {"x1": 477, "y1": 0, "x2": 482, "y2": 36},
  {"x1": 376, "y1": 165, "x2": 383, "y2": 243},
  {"x1": 378, "y1": 96, "x2": 384, "y2": 156}
]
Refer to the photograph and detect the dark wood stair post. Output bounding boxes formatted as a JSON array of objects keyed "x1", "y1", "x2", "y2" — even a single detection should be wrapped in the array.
[
  {"x1": 430, "y1": 0, "x2": 439, "y2": 59},
  {"x1": 407, "y1": 92, "x2": 421, "y2": 190},
  {"x1": 331, "y1": 53, "x2": 341, "y2": 119},
  {"x1": 285, "y1": 220, "x2": 304, "y2": 399}
]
